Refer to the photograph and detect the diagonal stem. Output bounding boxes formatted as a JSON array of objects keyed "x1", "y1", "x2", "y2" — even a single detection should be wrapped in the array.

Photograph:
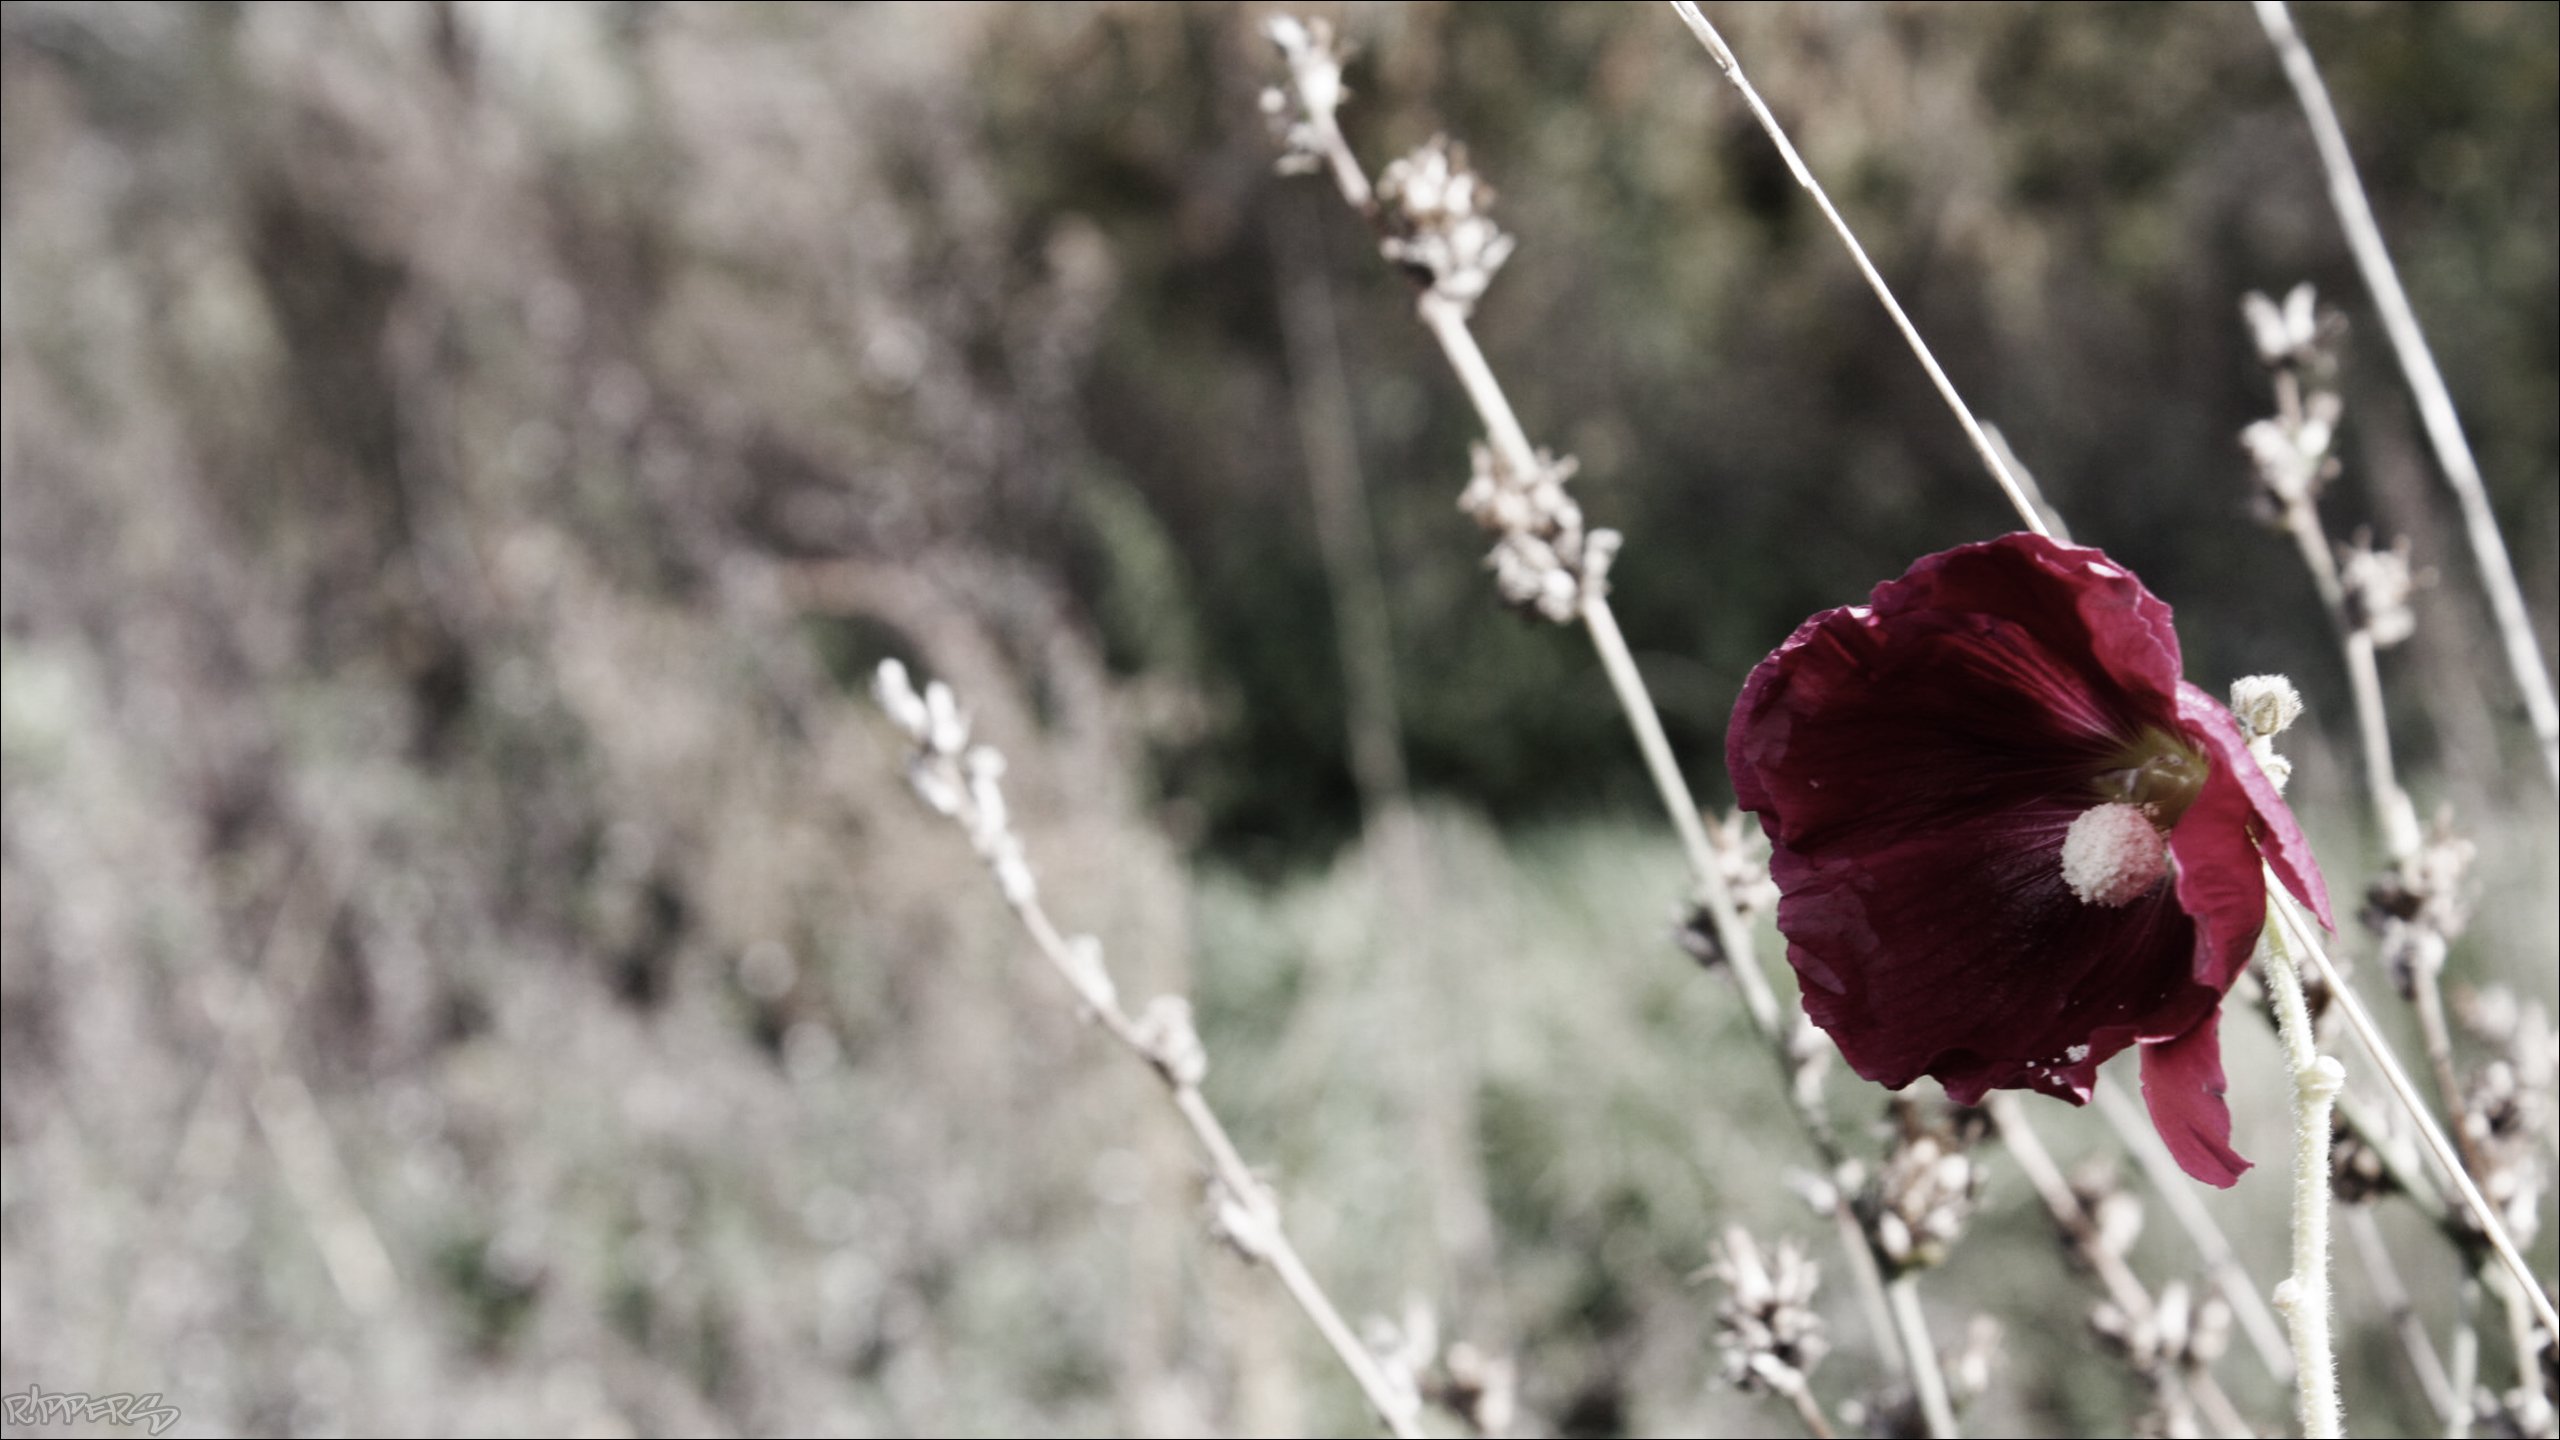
[
  {"x1": 2253, "y1": 0, "x2": 2559, "y2": 790},
  {"x1": 1665, "y1": 0, "x2": 2048, "y2": 540}
]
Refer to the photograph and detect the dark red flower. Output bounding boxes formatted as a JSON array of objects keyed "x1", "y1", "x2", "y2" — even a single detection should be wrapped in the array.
[{"x1": 1728, "y1": 534, "x2": 2334, "y2": 1187}]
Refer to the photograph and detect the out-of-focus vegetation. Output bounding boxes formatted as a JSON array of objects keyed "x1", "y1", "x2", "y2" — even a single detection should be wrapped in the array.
[{"x1": 1, "y1": 4, "x2": 2551, "y2": 1436}]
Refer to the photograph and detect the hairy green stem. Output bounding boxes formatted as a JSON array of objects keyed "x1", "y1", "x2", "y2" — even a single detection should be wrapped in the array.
[{"x1": 2262, "y1": 916, "x2": 2346, "y2": 1439}]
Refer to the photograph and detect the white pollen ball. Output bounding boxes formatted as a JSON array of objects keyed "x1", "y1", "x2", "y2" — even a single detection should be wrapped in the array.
[{"x1": 2061, "y1": 802, "x2": 2171, "y2": 907}]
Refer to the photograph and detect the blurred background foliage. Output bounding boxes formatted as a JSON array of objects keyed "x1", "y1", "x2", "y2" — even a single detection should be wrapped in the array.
[{"x1": 0, "y1": 3, "x2": 2551, "y2": 1436}]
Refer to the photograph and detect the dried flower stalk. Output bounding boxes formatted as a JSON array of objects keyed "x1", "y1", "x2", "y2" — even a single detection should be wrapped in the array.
[
  {"x1": 874, "y1": 660, "x2": 1425, "y2": 1438},
  {"x1": 2253, "y1": 0, "x2": 2560, "y2": 791},
  {"x1": 1263, "y1": 14, "x2": 1956, "y2": 1429}
]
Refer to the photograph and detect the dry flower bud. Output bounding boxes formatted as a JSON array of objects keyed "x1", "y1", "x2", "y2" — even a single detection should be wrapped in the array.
[
  {"x1": 873, "y1": 658, "x2": 929, "y2": 738},
  {"x1": 923, "y1": 678, "x2": 968, "y2": 756},
  {"x1": 1265, "y1": 14, "x2": 1347, "y2": 122},
  {"x1": 2338, "y1": 530, "x2": 2422, "y2": 647},
  {"x1": 2231, "y1": 673, "x2": 2303, "y2": 791},
  {"x1": 1377, "y1": 138, "x2": 1516, "y2": 312},
  {"x1": 1360, "y1": 1299, "x2": 1433, "y2": 1425},
  {"x1": 1206, "y1": 1174, "x2": 1277, "y2": 1264},
  {"x1": 1943, "y1": 1315, "x2": 2002, "y2": 1410},
  {"x1": 2329, "y1": 1113, "x2": 2396, "y2": 1204},
  {"x1": 2462, "y1": 1054, "x2": 2553, "y2": 1249},
  {"x1": 2241, "y1": 402, "x2": 2341, "y2": 516},
  {"x1": 1136, "y1": 995, "x2": 1208, "y2": 1088},
  {"x1": 1061, "y1": 933, "x2": 1116, "y2": 1016},
  {"x1": 2230, "y1": 674, "x2": 2304, "y2": 740},
  {"x1": 2364, "y1": 814, "x2": 2476, "y2": 997},
  {"x1": 1437, "y1": 1342, "x2": 1518, "y2": 1437},
  {"x1": 1866, "y1": 1099, "x2": 1986, "y2": 1273},
  {"x1": 2242, "y1": 283, "x2": 2344, "y2": 373},
  {"x1": 909, "y1": 761, "x2": 964, "y2": 818},
  {"x1": 991, "y1": 848, "x2": 1038, "y2": 907},
  {"x1": 1459, "y1": 443, "x2": 1611, "y2": 623},
  {"x1": 965, "y1": 746, "x2": 1010, "y2": 834},
  {"x1": 2473, "y1": 1384, "x2": 2558, "y2": 1440},
  {"x1": 1706, "y1": 1227, "x2": 1828, "y2": 1393}
]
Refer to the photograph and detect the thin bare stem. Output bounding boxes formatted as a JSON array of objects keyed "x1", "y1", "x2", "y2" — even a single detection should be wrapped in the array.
[
  {"x1": 2263, "y1": 919, "x2": 2347, "y2": 1439},
  {"x1": 2093, "y1": 1076, "x2": 2296, "y2": 1385},
  {"x1": 2188, "y1": 1372, "x2": 2256, "y2": 1440},
  {"x1": 2278, "y1": 490, "x2": 2417, "y2": 853},
  {"x1": 2269, "y1": 883, "x2": 2560, "y2": 1338},
  {"x1": 1767, "y1": 1364, "x2": 1839, "y2": 1440},
  {"x1": 2448, "y1": 1278, "x2": 2483, "y2": 1440},
  {"x1": 2253, "y1": 0, "x2": 2560, "y2": 790},
  {"x1": 1581, "y1": 594, "x2": 1783, "y2": 1032},
  {"x1": 1829, "y1": 1195, "x2": 1903, "y2": 1381},
  {"x1": 1278, "y1": 206, "x2": 1412, "y2": 810},
  {"x1": 1887, "y1": 1276, "x2": 1959, "y2": 1440},
  {"x1": 1666, "y1": 1, "x2": 2047, "y2": 539},
  {"x1": 2342, "y1": 1205, "x2": 2460, "y2": 1427},
  {"x1": 1026, "y1": 900, "x2": 1423, "y2": 1438},
  {"x1": 2336, "y1": 1089, "x2": 2451, "y2": 1230},
  {"x1": 2406, "y1": 959, "x2": 2493, "y2": 1185},
  {"x1": 1410, "y1": 294, "x2": 1773, "y2": 1029},
  {"x1": 2491, "y1": 1270, "x2": 2545, "y2": 1429}
]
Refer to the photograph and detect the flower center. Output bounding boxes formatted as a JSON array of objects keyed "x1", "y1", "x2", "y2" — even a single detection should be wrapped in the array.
[
  {"x1": 2061, "y1": 802, "x2": 2171, "y2": 907},
  {"x1": 2089, "y1": 726, "x2": 2207, "y2": 824}
]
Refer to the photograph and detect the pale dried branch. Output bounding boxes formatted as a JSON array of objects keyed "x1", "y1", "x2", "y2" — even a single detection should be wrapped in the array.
[{"x1": 874, "y1": 660, "x2": 1425, "y2": 1438}]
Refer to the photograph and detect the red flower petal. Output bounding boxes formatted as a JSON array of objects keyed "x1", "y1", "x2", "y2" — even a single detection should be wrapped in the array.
[
  {"x1": 2169, "y1": 684, "x2": 2273, "y2": 991},
  {"x1": 1730, "y1": 533, "x2": 2335, "y2": 1186},
  {"x1": 2179, "y1": 684, "x2": 2336, "y2": 931},
  {"x1": 1731, "y1": 536, "x2": 2221, "y2": 1102},
  {"x1": 2140, "y1": 1010, "x2": 2251, "y2": 1188},
  {"x1": 1765, "y1": 794, "x2": 2217, "y2": 1104}
]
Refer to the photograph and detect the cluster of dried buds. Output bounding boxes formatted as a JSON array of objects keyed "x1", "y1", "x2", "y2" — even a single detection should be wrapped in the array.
[
  {"x1": 876, "y1": 660, "x2": 1211, "y2": 1089},
  {"x1": 1375, "y1": 137, "x2": 1517, "y2": 316},
  {"x1": 2338, "y1": 528, "x2": 2424, "y2": 649},
  {"x1": 2472, "y1": 1381, "x2": 2558, "y2": 1440},
  {"x1": 1260, "y1": 15, "x2": 1349, "y2": 180},
  {"x1": 2237, "y1": 285, "x2": 2430, "y2": 653},
  {"x1": 1364, "y1": 1297, "x2": 1519, "y2": 1437},
  {"x1": 1384, "y1": 138, "x2": 1614, "y2": 625},
  {"x1": 1205, "y1": 1169, "x2": 1281, "y2": 1265},
  {"x1": 1262, "y1": 16, "x2": 1610, "y2": 626},
  {"x1": 1705, "y1": 1226, "x2": 1829, "y2": 1397},
  {"x1": 874, "y1": 659, "x2": 1036, "y2": 907},
  {"x1": 2454, "y1": 986, "x2": 2557, "y2": 1249},
  {"x1": 1458, "y1": 441, "x2": 1619, "y2": 623},
  {"x1": 2093, "y1": 1280, "x2": 2234, "y2": 1379},
  {"x1": 2065, "y1": 1159, "x2": 2150, "y2": 1269},
  {"x1": 1861, "y1": 1098, "x2": 1989, "y2": 1274},
  {"x1": 2239, "y1": 282, "x2": 2348, "y2": 521},
  {"x1": 2361, "y1": 812, "x2": 2477, "y2": 1000},
  {"x1": 1679, "y1": 810, "x2": 1782, "y2": 966},
  {"x1": 2328, "y1": 1112, "x2": 2400, "y2": 1204}
]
